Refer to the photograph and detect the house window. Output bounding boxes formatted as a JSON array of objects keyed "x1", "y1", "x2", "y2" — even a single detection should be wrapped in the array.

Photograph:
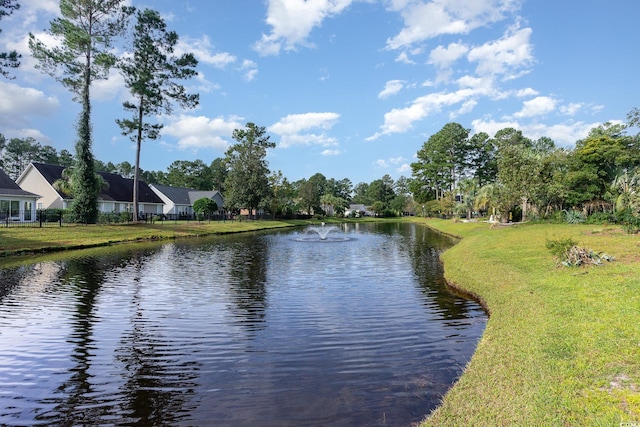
[
  {"x1": 24, "y1": 201, "x2": 32, "y2": 221},
  {"x1": 0, "y1": 200, "x2": 19, "y2": 218}
]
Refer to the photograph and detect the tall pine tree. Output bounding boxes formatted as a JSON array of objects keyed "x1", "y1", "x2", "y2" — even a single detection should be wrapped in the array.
[
  {"x1": 29, "y1": 0, "x2": 133, "y2": 223},
  {"x1": 117, "y1": 8, "x2": 198, "y2": 221}
]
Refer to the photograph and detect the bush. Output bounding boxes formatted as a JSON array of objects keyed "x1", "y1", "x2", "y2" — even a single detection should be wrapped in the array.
[
  {"x1": 546, "y1": 237, "x2": 615, "y2": 267},
  {"x1": 564, "y1": 209, "x2": 586, "y2": 224},
  {"x1": 614, "y1": 208, "x2": 640, "y2": 234},
  {"x1": 545, "y1": 237, "x2": 578, "y2": 260},
  {"x1": 585, "y1": 211, "x2": 615, "y2": 224}
]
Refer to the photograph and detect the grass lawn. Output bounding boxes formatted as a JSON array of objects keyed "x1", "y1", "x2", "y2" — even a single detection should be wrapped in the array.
[
  {"x1": 415, "y1": 218, "x2": 640, "y2": 426},
  {"x1": 0, "y1": 219, "x2": 310, "y2": 256}
]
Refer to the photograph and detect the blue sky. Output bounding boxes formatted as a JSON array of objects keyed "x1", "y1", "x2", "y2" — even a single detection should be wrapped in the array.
[{"x1": 1, "y1": 0, "x2": 638, "y2": 186}]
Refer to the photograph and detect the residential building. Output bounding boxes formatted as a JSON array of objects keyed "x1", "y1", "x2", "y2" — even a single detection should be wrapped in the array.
[
  {"x1": 16, "y1": 162, "x2": 164, "y2": 215},
  {"x1": 149, "y1": 183, "x2": 224, "y2": 218},
  {"x1": 0, "y1": 167, "x2": 40, "y2": 222}
]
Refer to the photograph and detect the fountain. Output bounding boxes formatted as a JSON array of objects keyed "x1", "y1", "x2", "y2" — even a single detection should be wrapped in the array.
[
  {"x1": 295, "y1": 223, "x2": 351, "y2": 242},
  {"x1": 308, "y1": 224, "x2": 339, "y2": 240}
]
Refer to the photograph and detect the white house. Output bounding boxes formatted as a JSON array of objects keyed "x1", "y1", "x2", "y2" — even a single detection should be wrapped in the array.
[
  {"x1": 0, "y1": 167, "x2": 40, "y2": 222},
  {"x1": 16, "y1": 162, "x2": 164, "y2": 215},
  {"x1": 149, "y1": 183, "x2": 224, "y2": 218}
]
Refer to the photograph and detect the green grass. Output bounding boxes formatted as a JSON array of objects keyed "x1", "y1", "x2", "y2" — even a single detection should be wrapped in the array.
[
  {"x1": 0, "y1": 219, "x2": 310, "y2": 256},
  {"x1": 413, "y1": 219, "x2": 640, "y2": 426}
]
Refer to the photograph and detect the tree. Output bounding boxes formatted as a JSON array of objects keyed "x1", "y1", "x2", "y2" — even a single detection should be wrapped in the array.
[
  {"x1": 117, "y1": 8, "x2": 198, "y2": 221},
  {"x1": 193, "y1": 197, "x2": 218, "y2": 220},
  {"x1": 468, "y1": 132, "x2": 496, "y2": 186},
  {"x1": 568, "y1": 123, "x2": 640, "y2": 205},
  {"x1": 29, "y1": 0, "x2": 133, "y2": 223},
  {"x1": 224, "y1": 123, "x2": 275, "y2": 218},
  {"x1": 0, "y1": 0, "x2": 20, "y2": 78},
  {"x1": 352, "y1": 182, "x2": 370, "y2": 205},
  {"x1": 267, "y1": 170, "x2": 294, "y2": 217},
  {"x1": 367, "y1": 175, "x2": 396, "y2": 209},
  {"x1": 2, "y1": 136, "x2": 60, "y2": 179},
  {"x1": 210, "y1": 157, "x2": 228, "y2": 193},
  {"x1": 297, "y1": 173, "x2": 327, "y2": 214},
  {"x1": 165, "y1": 159, "x2": 212, "y2": 190},
  {"x1": 411, "y1": 123, "x2": 470, "y2": 201}
]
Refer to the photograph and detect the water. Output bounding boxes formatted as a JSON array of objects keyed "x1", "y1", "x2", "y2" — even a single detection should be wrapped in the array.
[{"x1": 0, "y1": 222, "x2": 486, "y2": 426}]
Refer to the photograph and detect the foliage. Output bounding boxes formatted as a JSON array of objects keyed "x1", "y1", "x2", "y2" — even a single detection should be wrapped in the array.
[
  {"x1": 117, "y1": 8, "x2": 198, "y2": 221},
  {"x1": 545, "y1": 236, "x2": 578, "y2": 260},
  {"x1": 223, "y1": 123, "x2": 275, "y2": 217},
  {"x1": 614, "y1": 208, "x2": 640, "y2": 234},
  {"x1": 0, "y1": 0, "x2": 20, "y2": 78},
  {"x1": 411, "y1": 122, "x2": 471, "y2": 201},
  {"x1": 193, "y1": 198, "x2": 218, "y2": 220},
  {"x1": 545, "y1": 236, "x2": 614, "y2": 266},
  {"x1": 29, "y1": 0, "x2": 133, "y2": 224},
  {"x1": 563, "y1": 209, "x2": 586, "y2": 224},
  {"x1": 0, "y1": 135, "x2": 61, "y2": 179}
]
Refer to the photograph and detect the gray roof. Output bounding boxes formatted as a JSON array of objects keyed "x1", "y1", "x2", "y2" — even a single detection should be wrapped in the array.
[
  {"x1": 152, "y1": 183, "x2": 222, "y2": 206},
  {"x1": 0, "y1": 168, "x2": 39, "y2": 198},
  {"x1": 30, "y1": 163, "x2": 163, "y2": 204}
]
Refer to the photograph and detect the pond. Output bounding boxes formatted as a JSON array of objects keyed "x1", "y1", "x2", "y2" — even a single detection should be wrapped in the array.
[{"x1": 0, "y1": 222, "x2": 486, "y2": 426}]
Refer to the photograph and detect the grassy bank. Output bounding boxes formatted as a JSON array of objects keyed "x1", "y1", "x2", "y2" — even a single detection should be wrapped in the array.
[
  {"x1": 0, "y1": 219, "x2": 309, "y2": 256},
  {"x1": 416, "y1": 219, "x2": 640, "y2": 426}
]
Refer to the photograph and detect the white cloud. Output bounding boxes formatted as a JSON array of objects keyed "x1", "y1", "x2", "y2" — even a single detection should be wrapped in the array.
[
  {"x1": 376, "y1": 159, "x2": 389, "y2": 168},
  {"x1": 560, "y1": 102, "x2": 583, "y2": 116},
  {"x1": 515, "y1": 87, "x2": 539, "y2": 97},
  {"x1": 397, "y1": 163, "x2": 411, "y2": 174},
  {"x1": 468, "y1": 25, "x2": 534, "y2": 77},
  {"x1": 162, "y1": 114, "x2": 245, "y2": 151},
  {"x1": 0, "y1": 81, "x2": 58, "y2": 128},
  {"x1": 238, "y1": 59, "x2": 259, "y2": 81},
  {"x1": 386, "y1": 0, "x2": 520, "y2": 50},
  {"x1": 92, "y1": 68, "x2": 126, "y2": 102},
  {"x1": 269, "y1": 112, "x2": 340, "y2": 148},
  {"x1": 470, "y1": 117, "x2": 599, "y2": 146},
  {"x1": 321, "y1": 149, "x2": 342, "y2": 156},
  {"x1": 512, "y1": 96, "x2": 557, "y2": 118},
  {"x1": 376, "y1": 156, "x2": 406, "y2": 169},
  {"x1": 378, "y1": 80, "x2": 405, "y2": 99},
  {"x1": 177, "y1": 36, "x2": 237, "y2": 69},
  {"x1": 368, "y1": 86, "x2": 488, "y2": 140},
  {"x1": 429, "y1": 42, "x2": 469, "y2": 68},
  {"x1": 254, "y1": 0, "x2": 353, "y2": 56}
]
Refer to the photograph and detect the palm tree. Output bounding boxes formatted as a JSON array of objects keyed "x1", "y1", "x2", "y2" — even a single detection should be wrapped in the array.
[
  {"x1": 457, "y1": 178, "x2": 478, "y2": 219},
  {"x1": 611, "y1": 168, "x2": 640, "y2": 212}
]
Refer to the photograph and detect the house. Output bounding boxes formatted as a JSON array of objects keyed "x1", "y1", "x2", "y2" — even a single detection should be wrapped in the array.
[
  {"x1": 0, "y1": 167, "x2": 40, "y2": 222},
  {"x1": 16, "y1": 162, "x2": 164, "y2": 215},
  {"x1": 149, "y1": 183, "x2": 224, "y2": 218},
  {"x1": 344, "y1": 203, "x2": 373, "y2": 217}
]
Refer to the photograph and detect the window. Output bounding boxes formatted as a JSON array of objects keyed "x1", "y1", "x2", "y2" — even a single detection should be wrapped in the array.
[{"x1": 24, "y1": 201, "x2": 32, "y2": 221}]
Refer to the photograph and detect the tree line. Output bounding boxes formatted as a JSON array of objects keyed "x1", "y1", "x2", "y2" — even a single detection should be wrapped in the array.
[
  {"x1": 3, "y1": 2, "x2": 640, "y2": 225},
  {"x1": 410, "y1": 109, "x2": 640, "y2": 227}
]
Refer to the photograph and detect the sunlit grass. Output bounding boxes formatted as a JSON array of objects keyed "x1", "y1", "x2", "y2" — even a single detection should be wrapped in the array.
[
  {"x1": 0, "y1": 219, "x2": 309, "y2": 256},
  {"x1": 414, "y1": 219, "x2": 640, "y2": 426}
]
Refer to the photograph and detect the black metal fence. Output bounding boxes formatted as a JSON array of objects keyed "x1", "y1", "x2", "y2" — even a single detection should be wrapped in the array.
[
  {"x1": 0, "y1": 209, "x2": 64, "y2": 227},
  {"x1": 0, "y1": 210, "x2": 234, "y2": 227}
]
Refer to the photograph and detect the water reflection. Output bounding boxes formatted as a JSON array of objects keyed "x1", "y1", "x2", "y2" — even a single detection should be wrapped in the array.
[{"x1": 0, "y1": 222, "x2": 486, "y2": 426}]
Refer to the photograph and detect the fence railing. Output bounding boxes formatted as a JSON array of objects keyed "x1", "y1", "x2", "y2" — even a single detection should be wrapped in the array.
[{"x1": 0, "y1": 210, "x2": 234, "y2": 227}]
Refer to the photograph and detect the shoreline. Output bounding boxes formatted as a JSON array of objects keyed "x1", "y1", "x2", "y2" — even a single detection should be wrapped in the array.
[{"x1": 415, "y1": 218, "x2": 639, "y2": 426}]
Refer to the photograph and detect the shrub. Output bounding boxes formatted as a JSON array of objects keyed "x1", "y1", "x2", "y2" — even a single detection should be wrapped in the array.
[
  {"x1": 545, "y1": 237, "x2": 578, "y2": 260},
  {"x1": 546, "y1": 237, "x2": 615, "y2": 267},
  {"x1": 564, "y1": 209, "x2": 586, "y2": 224}
]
